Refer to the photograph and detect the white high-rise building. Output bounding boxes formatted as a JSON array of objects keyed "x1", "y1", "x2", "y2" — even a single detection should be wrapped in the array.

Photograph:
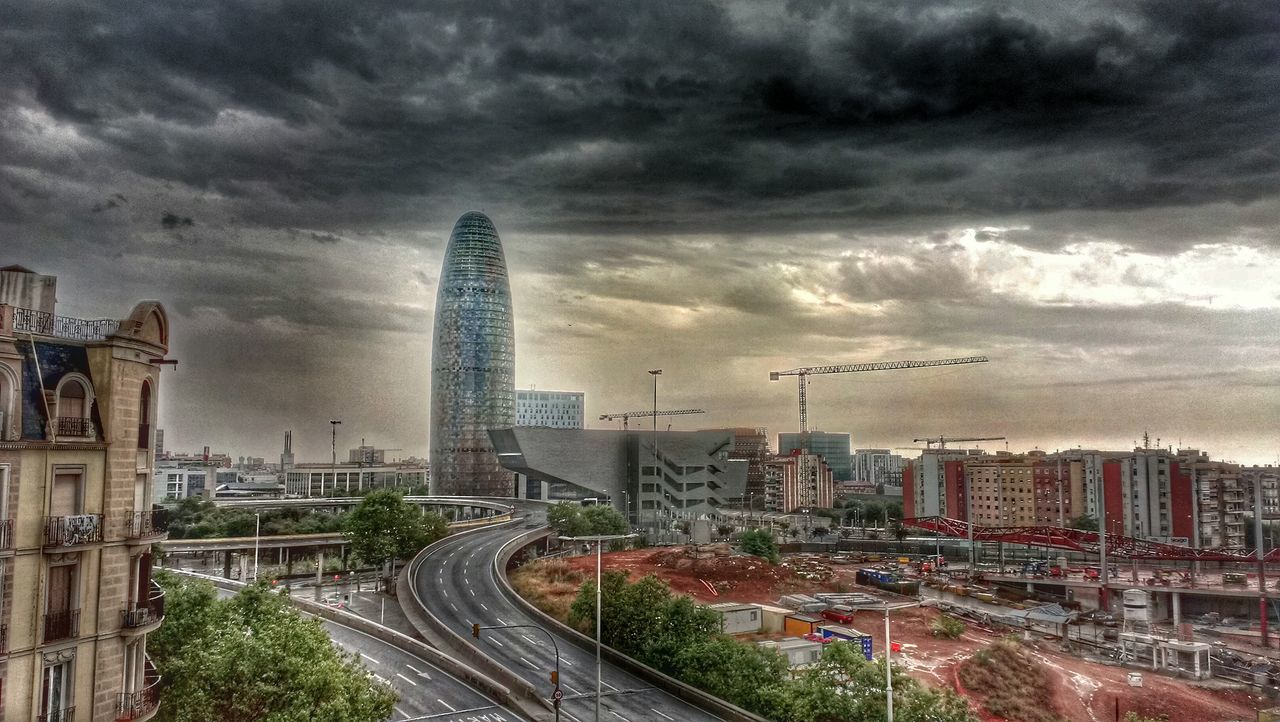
[{"x1": 515, "y1": 389, "x2": 584, "y2": 429}]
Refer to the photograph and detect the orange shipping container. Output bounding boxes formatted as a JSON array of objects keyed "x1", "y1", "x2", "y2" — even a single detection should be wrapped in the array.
[{"x1": 784, "y1": 614, "x2": 824, "y2": 637}]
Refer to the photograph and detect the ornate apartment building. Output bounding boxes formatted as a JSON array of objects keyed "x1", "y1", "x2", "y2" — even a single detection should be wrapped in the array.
[{"x1": 0, "y1": 266, "x2": 170, "y2": 722}]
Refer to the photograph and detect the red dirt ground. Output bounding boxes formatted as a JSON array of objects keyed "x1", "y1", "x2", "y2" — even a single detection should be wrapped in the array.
[{"x1": 568, "y1": 548, "x2": 1267, "y2": 722}]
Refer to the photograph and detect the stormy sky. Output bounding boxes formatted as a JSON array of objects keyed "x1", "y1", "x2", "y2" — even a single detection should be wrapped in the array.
[{"x1": 3, "y1": 1, "x2": 1279, "y2": 464}]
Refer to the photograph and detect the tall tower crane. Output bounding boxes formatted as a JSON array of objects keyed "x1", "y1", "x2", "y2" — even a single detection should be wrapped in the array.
[
  {"x1": 599, "y1": 409, "x2": 706, "y2": 430},
  {"x1": 769, "y1": 356, "x2": 989, "y2": 433},
  {"x1": 913, "y1": 436, "x2": 1006, "y2": 450}
]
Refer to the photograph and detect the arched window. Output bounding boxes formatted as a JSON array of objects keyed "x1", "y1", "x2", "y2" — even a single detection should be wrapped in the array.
[
  {"x1": 0, "y1": 365, "x2": 16, "y2": 441},
  {"x1": 55, "y1": 376, "x2": 93, "y2": 438},
  {"x1": 138, "y1": 381, "x2": 152, "y2": 449}
]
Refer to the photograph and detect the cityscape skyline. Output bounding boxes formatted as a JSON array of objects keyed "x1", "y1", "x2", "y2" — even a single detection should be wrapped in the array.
[{"x1": 3, "y1": 2, "x2": 1278, "y2": 464}]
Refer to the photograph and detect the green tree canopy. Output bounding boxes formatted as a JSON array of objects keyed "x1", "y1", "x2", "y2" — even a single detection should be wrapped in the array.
[
  {"x1": 342, "y1": 489, "x2": 448, "y2": 568},
  {"x1": 547, "y1": 502, "x2": 628, "y2": 537},
  {"x1": 151, "y1": 573, "x2": 397, "y2": 722},
  {"x1": 738, "y1": 528, "x2": 780, "y2": 564}
]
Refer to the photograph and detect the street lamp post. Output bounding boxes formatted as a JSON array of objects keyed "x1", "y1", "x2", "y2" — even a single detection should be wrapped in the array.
[
  {"x1": 474, "y1": 623, "x2": 563, "y2": 722},
  {"x1": 329, "y1": 419, "x2": 342, "y2": 498},
  {"x1": 253, "y1": 511, "x2": 261, "y2": 582},
  {"x1": 883, "y1": 600, "x2": 922, "y2": 722},
  {"x1": 560, "y1": 533, "x2": 637, "y2": 722},
  {"x1": 648, "y1": 369, "x2": 661, "y2": 540}
]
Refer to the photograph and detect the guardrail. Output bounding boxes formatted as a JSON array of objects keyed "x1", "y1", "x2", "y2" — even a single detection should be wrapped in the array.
[
  {"x1": 169, "y1": 568, "x2": 531, "y2": 719},
  {"x1": 493, "y1": 528, "x2": 770, "y2": 722},
  {"x1": 399, "y1": 519, "x2": 554, "y2": 721}
]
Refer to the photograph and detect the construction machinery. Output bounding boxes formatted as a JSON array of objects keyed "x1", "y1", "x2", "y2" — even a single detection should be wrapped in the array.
[
  {"x1": 913, "y1": 436, "x2": 1006, "y2": 449},
  {"x1": 769, "y1": 356, "x2": 989, "y2": 434},
  {"x1": 598, "y1": 408, "x2": 706, "y2": 430}
]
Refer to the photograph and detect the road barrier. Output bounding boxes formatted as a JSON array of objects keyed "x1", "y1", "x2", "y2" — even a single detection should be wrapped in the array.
[{"x1": 494, "y1": 529, "x2": 772, "y2": 722}]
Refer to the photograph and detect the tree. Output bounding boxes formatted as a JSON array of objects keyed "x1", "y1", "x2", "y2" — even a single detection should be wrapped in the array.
[
  {"x1": 862, "y1": 501, "x2": 885, "y2": 528},
  {"x1": 811, "y1": 526, "x2": 830, "y2": 540},
  {"x1": 885, "y1": 501, "x2": 904, "y2": 520},
  {"x1": 792, "y1": 643, "x2": 977, "y2": 722},
  {"x1": 787, "y1": 527, "x2": 801, "y2": 540},
  {"x1": 931, "y1": 614, "x2": 966, "y2": 639},
  {"x1": 1069, "y1": 514, "x2": 1099, "y2": 532},
  {"x1": 151, "y1": 574, "x2": 397, "y2": 722},
  {"x1": 342, "y1": 490, "x2": 448, "y2": 576},
  {"x1": 673, "y1": 636, "x2": 795, "y2": 719},
  {"x1": 738, "y1": 528, "x2": 780, "y2": 564},
  {"x1": 717, "y1": 524, "x2": 735, "y2": 540},
  {"x1": 548, "y1": 502, "x2": 628, "y2": 537},
  {"x1": 891, "y1": 520, "x2": 908, "y2": 543}
]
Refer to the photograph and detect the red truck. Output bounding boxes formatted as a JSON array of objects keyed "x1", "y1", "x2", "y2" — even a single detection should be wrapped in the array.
[{"x1": 821, "y1": 606, "x2": 856, "y2": 624}]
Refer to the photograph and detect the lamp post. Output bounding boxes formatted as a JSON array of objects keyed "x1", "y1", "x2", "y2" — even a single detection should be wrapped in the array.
[
  {"x1": 560, "y1": 533, "x2": 637, "y2": 722},
  {"x1": 253, "y1": 511, "x2": 261, "y2": 582},
  {"x1": 883, "y1": 600, "x2": 923, "y2": 722},
  {"x1": 648, "y1": 369, "x2": 661, "y2": 539},
  {"x1": 329, "y1": 419, "x2": 342, "y2": 498}
]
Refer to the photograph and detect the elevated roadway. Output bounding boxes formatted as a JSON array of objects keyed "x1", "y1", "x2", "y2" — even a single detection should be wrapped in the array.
[{"x1": 404, "y1": 515, "x2": 728, "y2": 722}]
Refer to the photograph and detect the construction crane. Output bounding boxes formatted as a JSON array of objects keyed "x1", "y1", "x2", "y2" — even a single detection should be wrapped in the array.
[
  {"x1": 598, "y1": 409, "x2": 706, "y2": 430},
  {"x1": 769, "y1": 356, "x2": 989, "y2": 433},
  {"x1": 913, "y1": 436, "x2": 1006, "y2": 450}
]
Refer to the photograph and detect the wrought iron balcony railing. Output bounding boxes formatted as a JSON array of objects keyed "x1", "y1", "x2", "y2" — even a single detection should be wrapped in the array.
[
  {"x1": 121, "y1": 582, "x2": 165, "y2": 629},
  {"x1": 13, "y1": 305, "x2": 118, "y2": 341},
  {"x1": 126, "y1": 509, "x2": 169, "y2": 540},
  {"x1": 39, "y1": 707, "x2": 75, "y2": 722},
  {"x1": 0, "y1": 622, "x2": 7, "y2": 655},
  {"x1": 116, "y1": 656, "x2": 160, "y2": 721},
  {"x1": 44, "y1": 608, "x2": 81, "y2": 642},
  {"x1": 55, "y1": 416, "x2": 96, "y2": 438},
  {"x1": 45, "y1": 514, "x2": 103, "y2": 547},
  {"x1": 0, "y1": 518, "x2": 11, "y2": 550}
]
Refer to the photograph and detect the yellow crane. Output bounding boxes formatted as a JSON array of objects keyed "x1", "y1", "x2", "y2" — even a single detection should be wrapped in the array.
[
  {"x1": 599, "y1": 409, "x2": 706, "y2": 430},
  {"x1": 769, "y1": 356, "x2": 989, "y2": 434},
  {"x1": 913, "y1": 436, "x2": 1006, "y2": 450}
]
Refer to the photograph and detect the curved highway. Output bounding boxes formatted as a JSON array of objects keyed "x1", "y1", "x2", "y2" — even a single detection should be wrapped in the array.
[{"x1": 408, "y1": 517, "x2": 726, "y2": 722}]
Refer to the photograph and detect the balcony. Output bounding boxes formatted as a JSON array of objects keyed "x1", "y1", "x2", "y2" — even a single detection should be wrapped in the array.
[
  {"x1": 126, "y1": 509, "x2": 169, "y2": 540},
  {"x1": 121, "y1": 582, "x2": 165, "y2": 634},
  {"x1": 55, "y1": 416, "x2": 96, "y2": 438},
  {"x1": 0, "y1": 518, "x2": 11, "y2": 549},
  {"x1": 39, "y1": 708, "x2": 75, "y2": 722},
  {"x1": 0, "y1": 623, "x2": 7, "y2": 655},
  {"x1": 116, "y1": 657, "x2": 161, "y2": 721},
  {"x1": 12, "y1": 305, "x2": 119, "y2": 341},
  {"x1": 44, "y1": 608, "x2": 81, "y2": 642},
  {"x1": 45, "y1": 515, "x2": 103, "y2": 547}
]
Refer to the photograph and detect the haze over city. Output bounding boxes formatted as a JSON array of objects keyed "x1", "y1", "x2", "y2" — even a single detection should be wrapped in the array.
[{"x1": 3, "y1": 1, "x2": 1278, "y2": 462}]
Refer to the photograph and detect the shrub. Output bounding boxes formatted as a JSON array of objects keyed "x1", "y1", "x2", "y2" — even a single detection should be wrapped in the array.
[{"x1": 931, "y1": 614, "x2": 966, "y2": 639}]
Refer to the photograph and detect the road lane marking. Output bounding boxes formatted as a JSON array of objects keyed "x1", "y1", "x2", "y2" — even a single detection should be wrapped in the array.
[
  {"x1": 496, "y1": 617, "x2": 508, "y2": 625},
  {"x1": 609, "y1": 711, "x2": 630, "y2": 721},
  {"x1": 562, "y1": 710, "x2": 582, "y2": 722},
  {"x1": 651, "y1": 708, "x2": 675, "y2": 720},
  {"x1": 602, "y1": 680, "x2": 618, "y2": 691},
  {"x1": 470, "y1": 588, "x2": 476, "y2": 597},
  {"x1": 406, "y1": 664, "x2": 431, "y2": 680},
  {"x1": 442, "y1": 588, "x2": 448, "y2": 598},
  {"x1": 563, "y1": 683, "x2": 579, "y2": 694},
  {"x1": 520, "y1": 656, "x2": 538, "y2": 669},
  {"x1": 481, "y1": 603, "x2": 488, "y2": 611},
  {"x1": 521, "y1": 635, "x2": 537, "y2": 645},
  {"x1": 394, "y1": 672, "x2": 418, "y2": 686},
  {"x1": 437, "y1": 699, "x2": 456, "y2": 712},
  {"x1": 360, "y1": 653, "x2": 381, "y2": 664},
  {"x1": 450, "y1": 603, "x2": 458, "y2": 612},
  {"x1": 487, "y1": 637, "x2": 504, "y2": 647},
  {"x1": 562, "y1": 657, "x2": 574, "y2": 666}
]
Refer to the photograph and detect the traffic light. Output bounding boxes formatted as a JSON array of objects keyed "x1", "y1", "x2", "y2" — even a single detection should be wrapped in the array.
[
  {"x1": 550, "y1": 670, "x2": 558, "y2": 685},
  {"x1": 472, "y1": 623, "x2": 481, "y2": 639}
]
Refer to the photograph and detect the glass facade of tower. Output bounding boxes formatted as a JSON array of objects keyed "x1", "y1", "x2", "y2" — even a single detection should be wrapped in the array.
[{"x1": 430, "y1": 211, "x2": 516, "y2": 496}]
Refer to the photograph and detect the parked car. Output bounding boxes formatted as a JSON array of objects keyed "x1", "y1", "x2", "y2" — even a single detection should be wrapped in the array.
[{"x1": 821, "y1": 606, "x2": 856, "y2": 624}]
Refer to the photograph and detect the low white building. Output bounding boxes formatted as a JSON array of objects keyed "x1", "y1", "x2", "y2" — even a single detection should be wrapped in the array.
[
  {"x1": 284, "y1": 463, "x2": 427, "y2": 497},
  {"x1": 758, "y1": 637, "x2": 824, "y2": 668},
  {"x1": 708, "y1": 602, "x2": 762, "y2": 635},
  {"x1": 516, "y1": 389, "x2": 585, "y2": 429}
]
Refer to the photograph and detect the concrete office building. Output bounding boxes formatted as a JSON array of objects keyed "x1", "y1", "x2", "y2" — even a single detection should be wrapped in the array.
[
  {"x1": 763, "y1": 451, "x2": 835, "y2": 513},
  {"x1": 852, "y1": 449, "x2": 905, "y2": 487},
  {"x1": 488, "y1": 428, "x2": 747, "y2": 525},
  {"x1": 152, "y1": 467, "x2": 208, "y2": 501},
  {"x1": 778, "y1": 431, "x2": 851, "y2": 481},
  {"x1": 0, "y1": 265, "x2": 170, "y2": 721},
  {"x1": 430, "y1": 212, "x2": 516, "y2": 497},
  {"x1": 284, "y1": 463, "x2": 427, "y2": 498},
  {"x1": 516, "y1": 389, "x2": 584, "y2": 429}
]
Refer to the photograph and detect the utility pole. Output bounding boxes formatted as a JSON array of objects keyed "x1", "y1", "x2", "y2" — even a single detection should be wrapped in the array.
[
  {"x1": 1256, "y1": 474, "x2": 1269, "y2": 648},
  {"x1": 649, "y1": 369, "x2": 661, "y2": 540}
]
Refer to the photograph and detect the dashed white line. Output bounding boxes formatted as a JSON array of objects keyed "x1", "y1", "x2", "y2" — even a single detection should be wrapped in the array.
[
  {"x1": 360, "y1": 653, "x2": 381, "y2": 664},
  {"x1": 562, "y1": 657, "x2": 574, "y2": 667},
  {"x1": 562, "y1": 711, "x2": 582, "y2": 722},
  {"x1": 609, "y1": 711, "x2": 630, "y2": 721},
  {"x1": 521, "y1": 634, "x2": 538, "y2": 645},
  {"x1": 437, "y1": 699, "x2": 456, "y2": 712},
  {"x1": 487, "y1": 637, "x2": 504, "y2": 647},
  {"x1": 496, "y1": 617, "x2": 508, "y2": 625},
  {"x1": 450, "y1": 602, "x2": 458, "y2": 612},
  {"x1": 651, "y1": 708, "x2": 675, "y2": 720},
  {"x1": 481, "y1": 603, "x2": 488, "y2": 611},
  {"x1": 519, "y1": 656, "x2": 538, "y2": 669},
  {"x1": 470, "y1": 588, "x2": 476, "y2": 597},
  {"x1": 563, "y1": 683, "x2": 580, "y2": 695},
  {"x1": 394, "y1": 672, "x2": 418, "y2": 686},
  {"x1": 602, "y1": 680, "x2": 618, "y2": 691}
]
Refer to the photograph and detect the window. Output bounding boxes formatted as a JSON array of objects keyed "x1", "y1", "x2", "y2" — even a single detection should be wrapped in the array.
[{"x1": 41, "y1": 659, "x2": 74, "y2": 720}]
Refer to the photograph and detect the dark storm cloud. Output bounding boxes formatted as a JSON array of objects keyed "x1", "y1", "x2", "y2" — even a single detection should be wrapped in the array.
[
  {"x1": 2, "y1": 1, "x2": 1279, "y2": 460},
  {"x1": 2, "y1": 0, "x2": 1277, "y2": 238}
]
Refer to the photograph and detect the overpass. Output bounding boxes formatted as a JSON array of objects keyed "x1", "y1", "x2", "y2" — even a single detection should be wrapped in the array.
[{"x1": 212, "y1": 495, "x2": 514, "y2": 520}]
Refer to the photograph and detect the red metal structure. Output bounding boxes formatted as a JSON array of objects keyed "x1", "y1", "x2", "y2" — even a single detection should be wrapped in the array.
[{"x1": 903, "y1": 516, "x2": 1279, "y2": 563}]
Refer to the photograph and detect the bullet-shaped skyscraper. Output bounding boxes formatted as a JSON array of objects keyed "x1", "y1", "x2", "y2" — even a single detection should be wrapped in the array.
[{"x1": 430, "y1": 211, "x2": 516, "y2": 496}]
